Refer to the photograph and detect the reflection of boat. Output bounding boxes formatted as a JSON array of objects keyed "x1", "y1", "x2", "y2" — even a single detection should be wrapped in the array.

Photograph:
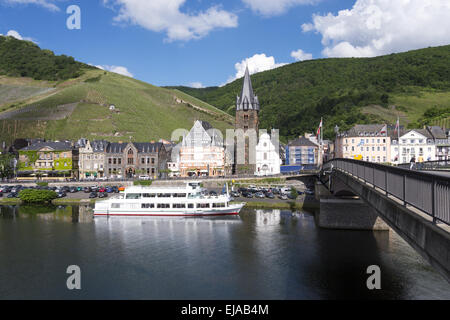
[{"x1": 94, "y1": 182, "x2": 246, "y2": 217}]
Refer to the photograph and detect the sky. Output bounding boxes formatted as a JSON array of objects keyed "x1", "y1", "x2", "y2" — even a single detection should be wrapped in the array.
[{"x1": 0, "y1": 0, "x2": 449, "y2": 87}]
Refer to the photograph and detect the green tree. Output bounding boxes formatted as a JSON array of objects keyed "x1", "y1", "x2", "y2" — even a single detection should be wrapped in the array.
[
  {"x1": 0, "y1": 154, "x2": 15, "y2": 179},
  {"x1": 19, "y1": 189, "x2": 57, "y2": 204}
]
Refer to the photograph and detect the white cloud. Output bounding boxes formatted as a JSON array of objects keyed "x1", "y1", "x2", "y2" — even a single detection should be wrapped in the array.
[
  {"x1": 103, "y1": 0, "x2": 238, "y2": 42},
  {"x1": 226, "y1": 53, "x2": 287, "y2": 84},
  {"x1": 95, "y1": 65, "x2": 134, "y2": 78},
  {"x1": 242, "y1": 0, "x2": 320, "y2": 16},
  {"x1": 2, "y1": 0, "x2": 60, "y2": 11},
  {"x1": 290, "y1": 49, "x2": 313, "y2": 61},
  {"x1": 302, "y1": 0, "x2": 450, "y2": 58},
  {"x1": 5, "y1": 30, "x2": 36, "y2": 43},
  {"x1": 189, "y1": 82, "x2": 204, "y2": 89}
]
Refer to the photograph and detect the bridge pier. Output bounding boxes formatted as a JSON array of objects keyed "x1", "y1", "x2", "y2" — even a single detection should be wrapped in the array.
[{"x1": 315, "y1": 182, "x2": 390, "y2": 231}]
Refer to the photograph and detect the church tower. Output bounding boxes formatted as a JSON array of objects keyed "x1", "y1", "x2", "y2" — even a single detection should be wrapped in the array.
[{"x1": 234, "y1": 66, "x2": 260, "y2": 174}]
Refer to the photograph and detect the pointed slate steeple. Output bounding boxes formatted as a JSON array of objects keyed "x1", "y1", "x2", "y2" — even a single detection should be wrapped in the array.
[{"x1": 236, "y1": 66, "x2": 260, "y2": 111}]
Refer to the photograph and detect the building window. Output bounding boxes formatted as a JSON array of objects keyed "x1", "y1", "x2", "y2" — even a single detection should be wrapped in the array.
[
  {"x1": 108, "y1": 158, "x2": 112, "y2": 164},
  {"x1": 128, "y1": 158, "x2": 134, "y2": 165},
  {"x1": 141, "y1": 158, "x2": 145, "y2": 164},
  {"x1": 113, "y1": 158, "x2": 117, "y2": 165},
  {"x1": 151, "y1": 158, "x2": 155, "y2": 164},
  {"x1": 118, "y1": 158, "x2": 122, "y2": 165},
  {"x1": 244, "y1": 115, "x2": 248, "y2": 121}
]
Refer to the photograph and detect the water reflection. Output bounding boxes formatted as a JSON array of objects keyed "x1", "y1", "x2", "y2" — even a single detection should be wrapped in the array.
[{"x1": 0, "y1": 205, "x2": 448, "y2": 300}]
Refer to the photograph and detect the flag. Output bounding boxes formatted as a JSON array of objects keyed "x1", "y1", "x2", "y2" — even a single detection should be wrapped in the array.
[
  {"x1": 317, "y1": 119, "x2": 323, "y2": 137},
  {"x1": 379, "y1": 124, "x2": 387, "y2": 136},
  {"x1": 394, "y1": 118, "x2": 400, "y2": 134}
]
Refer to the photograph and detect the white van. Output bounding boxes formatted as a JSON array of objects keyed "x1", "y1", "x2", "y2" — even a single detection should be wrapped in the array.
[{"x1": 139, "y1": 175, "x2": 151, "y2": 180}]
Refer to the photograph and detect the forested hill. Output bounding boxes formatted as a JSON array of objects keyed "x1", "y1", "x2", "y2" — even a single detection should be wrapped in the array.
[
  {"x1": 170, "y1": 45, "x2": 450, "y2": 140},
  {"x1": 0, "y1": 35, "x2": 91, "y2": 80}
]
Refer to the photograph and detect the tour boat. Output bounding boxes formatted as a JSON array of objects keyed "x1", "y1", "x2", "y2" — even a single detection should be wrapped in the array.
[{"x1": 93, "y1": 182, "x2": 246, "y2": 217}]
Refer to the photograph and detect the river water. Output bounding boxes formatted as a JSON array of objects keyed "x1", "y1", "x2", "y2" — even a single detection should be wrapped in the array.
[{"x1": 0, "y1": 204, "x2": 448, "y2": 300}]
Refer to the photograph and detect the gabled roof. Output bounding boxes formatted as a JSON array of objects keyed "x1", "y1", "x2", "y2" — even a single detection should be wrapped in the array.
[
  {"x1": 288, "y1": 136, "x2": 319, "y2": 147},
  {"x1": 20, "y1": 141, "x2": 73, "y2": 151},
  {"x1": 106, "y1": 142, "x2": 163, "y2": 154}
]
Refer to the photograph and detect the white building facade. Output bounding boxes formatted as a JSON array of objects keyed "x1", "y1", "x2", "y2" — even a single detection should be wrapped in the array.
[
  {"x1": 254, "y1": 133, "x2": 281, "y2": 176},
  {"x1": 391, "y1": 130, "x2": 436, "y2": 164}
]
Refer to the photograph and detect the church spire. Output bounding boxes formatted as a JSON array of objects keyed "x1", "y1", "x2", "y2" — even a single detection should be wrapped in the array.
[{"x1": 236, "y1": 65, "x2": 260, "y2": 111}]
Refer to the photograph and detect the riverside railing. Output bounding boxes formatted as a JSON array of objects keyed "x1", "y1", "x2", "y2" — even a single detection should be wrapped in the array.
[
  {"x1": 397, "y1": 159, "x2": 450, "y2": 171},
  {"x1": 323, "y1": 159, "x2": 450, "y2": 226}
]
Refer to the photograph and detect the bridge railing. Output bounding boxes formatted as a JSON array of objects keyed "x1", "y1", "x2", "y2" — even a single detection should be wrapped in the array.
[
  {"x1": 323, "y1": 159, "x2": 450, "y2": 225},
  {"x1": 397, "y1": 159, "x2": 450, "y2": 171}
]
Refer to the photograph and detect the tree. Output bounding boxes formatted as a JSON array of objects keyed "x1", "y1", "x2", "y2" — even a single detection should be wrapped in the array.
[
  {"x1": 0, "y1": 154, "x2": 15, "y2": 179},
  {"x1": 19, "y1": 189, "x2": 57, "y2": 204}
]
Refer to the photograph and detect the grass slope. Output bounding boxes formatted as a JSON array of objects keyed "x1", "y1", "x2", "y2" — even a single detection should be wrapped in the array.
[
  {"x1": 0, "y1": 69, "x2": 234, "y2": 144},
  {"x1": 171, "y1": 45, "x2": 450, "y2": 139}
]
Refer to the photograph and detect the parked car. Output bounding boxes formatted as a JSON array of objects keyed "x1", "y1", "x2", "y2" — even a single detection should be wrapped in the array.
[
  {"x1": 69, "y1": 187, "x2": 77, "y2": 193},
  {"x1": 90, "y1": 186, "x2": 98, "y2": 192},
  {"x1": 83, "y1": 187, "x2": 91, "y2": 193},
  {"x1": 278, "y1": 194, "x2": 288, "y2": 200},
  {"x1": 242, "y1": 191, "x2": 253, "y2": 198},
  {"x1": 57, "y1": 192, "x2": 67, "y2": 198},
  {"x1": 89, "y1": 192, "x2": 98, "y2": 199},
  {"x1": 265, "y1": 192, "x2": 275, "y2": 199},
  {"x1": 98, "y1": 192, "x2": 108, "y2": 198},
  {"x1": 255, "y1": 192, "x2": 265, "y2": 199},
  {"x1": 98, "y1": 187, "x2": 106, "y2": 193},
  {"x1": 0, "y1": 192, "x2": 3, "y2": 198},
  {"x1": 112, "y1": 186, "x2": 119, "y2": 193},
  {"x1": 138, "y1": 175, "x2": 151, "y2": 180},
  {"x1": 231, "y1": 191, "x2": 240, "y2": 198},
  {"x1": 7, "y1": 193, "x2": 18, "y2": 198},
  {"x1": 106, "y1": 187, "x2": 113, "y2": 193},
  {"x1": 209, "y1": 191, "x2": 218, "y2": 196}
]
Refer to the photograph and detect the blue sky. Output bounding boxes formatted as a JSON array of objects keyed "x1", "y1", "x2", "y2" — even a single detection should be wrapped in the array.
[{"x1": 0, "y1": 0, "x2": 449, "y2": 87}]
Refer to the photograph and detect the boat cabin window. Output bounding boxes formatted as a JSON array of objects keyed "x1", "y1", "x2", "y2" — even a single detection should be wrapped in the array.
[
  {"x1": 173, "y1": 204, "x2": 186, "y2": 208},
  {"x1": 157, "y1": 204, "x2": 170, "y2": 208},
  {"x1": 197, "y1": 203, "x2": 210, "y2": 208},
  {"x1": 158, "y1": 193, "x2": 171, "y2": 198},
  {"x1": 111, "y1": 203, "x2": 121, "y2": 208},
  {"x1": 126, "y1": 193, "x2": 141, "y2": 199},
  {"x1": 173, "y1": 193, "x2": 187, "y2": 198},
  {"x1": 143, "y1": 193, "x2": 156, "y2": 198},
  {"x1": 212, "y1": 203, "x2": 226, "y2": 208},
  {"x1": 141, "y1": 203, "x2": 155, "y2": 208},
  {"x1": 188, "y1": 204, "x2": 194, "y2": 209}
]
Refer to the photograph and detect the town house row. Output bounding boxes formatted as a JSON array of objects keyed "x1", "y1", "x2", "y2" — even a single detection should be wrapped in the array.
[{"x1": 77, "y1": 139, "x2": 170, "y2": 179}]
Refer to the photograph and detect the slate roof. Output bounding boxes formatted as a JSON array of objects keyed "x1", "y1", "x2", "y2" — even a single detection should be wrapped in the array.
[
  {"x1": 106, "y1": 142, "x2": 163, "y2": 154},
  {"x1": 288, "y1": 136, "x2": 319, "y2": 148},
  {"x1": 20, "y1": 141, "x2": 73, "y2": 151},
  {"x1": 236, "y1": 66, "x2": 260, "y2": 111}
]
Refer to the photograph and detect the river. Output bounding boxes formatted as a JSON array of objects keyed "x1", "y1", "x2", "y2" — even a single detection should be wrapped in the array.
[{"x1": 0, "y1": 204, "x2": 448, "y2": 299}]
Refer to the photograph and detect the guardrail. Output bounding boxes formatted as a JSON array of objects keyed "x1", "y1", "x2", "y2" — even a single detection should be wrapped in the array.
[
  {"x1": 397, "y1": 160, "x2": 450, "y2": 171},
  {"x1": 323, "y1": 159, "x2": 450, "y2": 225}
]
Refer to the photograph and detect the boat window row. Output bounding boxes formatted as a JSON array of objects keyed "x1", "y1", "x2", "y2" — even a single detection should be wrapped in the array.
[
  {"x1": 133, "y1": 203, "x2": 227, "y2": 209},
  {"x1": 126, "y1": 193, "x2": 189, "y2": 199}
]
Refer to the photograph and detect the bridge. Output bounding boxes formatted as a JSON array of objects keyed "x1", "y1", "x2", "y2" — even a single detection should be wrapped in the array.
[{"x1": 319, "y1": 159, "x2": 450, "y2": 282}]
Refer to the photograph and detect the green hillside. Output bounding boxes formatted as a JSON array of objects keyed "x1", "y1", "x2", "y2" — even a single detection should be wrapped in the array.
[
  {"x1": 0, "y1": 37, "x2": 233, "y2": 144},
  {"x1": 170, "y1": 45, "x2": 450, "y2": 140}
]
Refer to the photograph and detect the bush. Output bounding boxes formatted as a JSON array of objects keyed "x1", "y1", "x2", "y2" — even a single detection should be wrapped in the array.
[
  {"x1": 19, "y1": 189, "x2": 57, "y2": 204},
  {"x1": 133, "y1": 180, "x2": 153, "y2": 186},
  {"x1": 290, "y1": 188, "x2": 298, "y2": 200}
]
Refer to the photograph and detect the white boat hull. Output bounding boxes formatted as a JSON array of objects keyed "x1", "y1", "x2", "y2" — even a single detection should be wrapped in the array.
[{"x1": 94, "y1": 203, "x2": 246, "y2": 217}]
